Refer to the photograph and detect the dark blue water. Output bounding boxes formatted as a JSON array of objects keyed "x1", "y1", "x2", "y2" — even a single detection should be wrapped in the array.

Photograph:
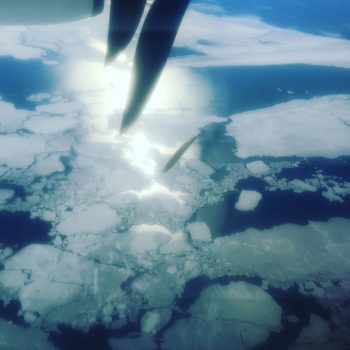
[
  {"x1": 192, "y1": 0, "x2": 350, "y2": 39},
  {"x1": 0, "y1": 211, "x2": 51, "y2": 252},
  {"x1": 254, "y1": 284, "x2": 331, "y2": 350},
  {"x1": 0, "y1": 182, "x2": 26, "y2": 202},
  {"x1": 0, "y1": 56, "x2": 55, "y2": 110},
  {"x1": 191, "y1": 175, "x2": 350, "y2": 236},
  {"x1": 0, "y1": 299, "x2": 27, "y2": 327},
  {"x1": 194, "y1": 65, "x2": 350, "y2": 117},
  {"x1": 48, "y1": 324, "x2": 110, "y2": 350},
  {"x1": 279, "y1": 157, "x2": 350, "y2": 181}
]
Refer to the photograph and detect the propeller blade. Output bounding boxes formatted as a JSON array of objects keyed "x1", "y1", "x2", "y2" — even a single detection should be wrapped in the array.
[
  {"x1": 106, "y1": 0, "x2": 147, "y2": 65},
  {"x1": 163, "y1": 134, "x2": 198, "y2": 172},
  {"x1": 120, "y1": 0, "x2": 190, "y2": 134}
]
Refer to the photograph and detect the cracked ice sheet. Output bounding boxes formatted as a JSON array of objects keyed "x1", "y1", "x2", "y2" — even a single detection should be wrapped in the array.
[
  {"x1": 0, "y1": 96, "x2": 81, "y2": 175},
  {"x1": 226, "y1": 95, "x2": 350, "y2": 159},
  {"x1": 0, "y1": 244, "x2": 130, "y2": 326},
  {"x1": 210, "y1": 218, "x2": 350, "y2": 282},
  {"x1": 2, "y1": 205, "x2": 350, "y2": 328}
]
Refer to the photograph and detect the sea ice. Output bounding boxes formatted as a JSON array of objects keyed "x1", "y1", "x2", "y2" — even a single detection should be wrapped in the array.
[
  {"x1": 235, "y1": 190, "x2": 262, "y2": 211},
  {"x1": 246, "y1": 160, "x2": 270, "y2": 175},
  {"x1": 227, "y1": 95, "x2": 350, "y2": 158},
  {"x1": 0, "y1": 320, "x2": 55, "y2": 350},
  {"x1": 0, "y1": 100, "x2": 29, "y2": 132},
  {"x1": 163, "y1": 282, "x2": 281, "y2": 350},
  {"x1": 187, "y1": 222, "x2": 212, "y2": 242},
  {"x1": 0, "y1": 134, "x2": 46, "y2": 168},
  {"x1": 141, "y1": 311, "x2": 160, "y2": 334},
  {"x1": 0, "y1": 189, "x2": 15, "y2": 204},
  {"x1": 56, "y1": 203, "x2": 121, "y2": 235}
]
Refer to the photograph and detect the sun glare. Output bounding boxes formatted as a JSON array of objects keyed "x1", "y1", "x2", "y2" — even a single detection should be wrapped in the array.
[{"x1": 123, "y1": 132, "x2": 156, "y2": 176}]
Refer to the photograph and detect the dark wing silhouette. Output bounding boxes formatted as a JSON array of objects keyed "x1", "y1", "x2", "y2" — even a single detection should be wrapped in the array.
[
  {"x1": 163, "y1": 134, "x2": 198, "y2": 172},
  {"x1": 106, "y1": 0, "x2": 147, "y2": 65},
  {"x1": 120, "y1": 0, "x2": 190, "y2": 134}
]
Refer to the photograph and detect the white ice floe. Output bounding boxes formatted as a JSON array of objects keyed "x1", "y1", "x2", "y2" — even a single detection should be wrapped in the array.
[
  {"x1": 322, "y1": 191, "x2": 343, "y2": 203},
  {"x1": 163, "y1": 282, "x2": 282, "y2": 350},
  {"x1": 235, "y1": 190, "x2": 262, "y2": 211},
  {"x1": 117, "y1": 224, "x2": 172, "y2": 255},
  {"x1": 212, "y1": 218, "x2": 350, "y2": 281},
  {"x1": 0, "y1": 134, "x2": 46, "y2": 168},
  {"x1": 186, "y1": 159, "x2": 215, "y2": 176},
  {"x1": 0, "y1": 100, "x2": 30, "y2": 132},
  {"x1": 0, "y1": 244, "x2": 130, "y2": 326},
  {"x1": 0, "y1": 245, "x2": 85, "y2": 314},
  {"x1": 187, "y1": 222, "x2": 212, "y2": 242},
  {"x1": 36, "y1": 101, "x2": 82, "y2": 114},
  {"x1": 26, "y1": 93, "x2": 51, "y2": 102},
  {"x1": 141, "y1": 311, "x2": 161, "y2": 334},
  {"x1": 227, "y1": 95, "x2": 350, "y2": 159},
  {"x1": 246, "y1": 160, "x2": 270, "y2": 175},
  {"x1": 56, "y1": 203, "x2": 121, "y2": 235},
  {"x1": 31, "y1": 154, "x2": 65, "y2": 176},
  {"x1": 289, "y1": 179, "x2": 318, "y2": 193},
  {"x1": 24, "y1": 115, "x2": 79, "y2": 134},
  {"x1": 0, "y1": 28, "x2": 45, "y2": 60},
  {"x1": 0, "y1": 189, "x2": 15, "y2": 204}
]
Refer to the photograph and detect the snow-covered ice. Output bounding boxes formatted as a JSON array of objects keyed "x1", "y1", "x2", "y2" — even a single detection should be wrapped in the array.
[
  {"x1": 187, "y1": 222, "x2": 212, "y2": 242},
  {"x1": 0, "y1": 189, "x2": 14, "y2": 204},
  {"x1": 246, "y1": 160, "x2": 270, "y2": 175},
  {"x1": 235, "y1": 190, "x2": 263, "y2": 211},
  {"x1": 227, "y1": 95, "x2": 350, "y2": 158}
]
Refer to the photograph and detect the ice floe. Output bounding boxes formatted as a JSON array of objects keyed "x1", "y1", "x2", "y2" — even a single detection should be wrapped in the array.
[
  {"x1": 0, "y1": 189, "x2": 14, "y2": 204},
  {"x1": 56, "y1": 203, "x2": 121, "y2": 235},
  {"x1": 24, "y1": 114, "x2": 79, "y2": 134},
  {"x1": 163, "y1": 282, "x2": 281, "y2": 350},
  {"x1": 227, "y1": 95, "x2": 350, "y2": 158},
  {"x1": 0, "y1": 100, "x2": 30, "y2": 132},
  {"x1": 187, "y1": 222, "x2": 212, "y2": 242},
  {"x1": 235, "y1": 190, "x2": 262, "y2": 211},
  {"x1": 141, "y1": 311, "x2": 161, "y2": 334},
  {"x1": 246, "y1": 160, "x2": 270, "y2": 175},
  {"x1": 0, "y1": 134, "x2": 47, "y2": 168},
  {"x1": 176, "y1": 10, "x2": 350, "y2": 68}
]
